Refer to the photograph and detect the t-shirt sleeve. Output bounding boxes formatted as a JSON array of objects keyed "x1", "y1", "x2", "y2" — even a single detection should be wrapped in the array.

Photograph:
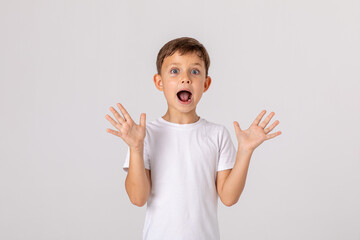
[
  {"x1": 217, "y1": 126, "x2": 237, "y2": 172},
  {"x1": 122, "y1": 132, "x2": 151, "y2": 173}
]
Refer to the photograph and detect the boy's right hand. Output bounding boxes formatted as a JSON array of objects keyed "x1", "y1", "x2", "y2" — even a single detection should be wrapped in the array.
[{"x1": 105, "y1": 103, "x2": 146, "y2": 150}]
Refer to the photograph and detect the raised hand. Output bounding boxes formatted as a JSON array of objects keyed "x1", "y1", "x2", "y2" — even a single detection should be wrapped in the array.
[
  {"x1": 233, "y1": 110, "x2": 281, "y2": 152},
  {"x1": 105, "y1": 103, "x2": 146, "y2": 150}
]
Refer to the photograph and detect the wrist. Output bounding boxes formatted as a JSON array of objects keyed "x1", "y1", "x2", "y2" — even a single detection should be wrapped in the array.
[
  {"x1": 130, "y1": 143, "x2": 144, "y2": 153},
  {"x1": 237, "y1": 145, "x2": 254, "y2": 153}
]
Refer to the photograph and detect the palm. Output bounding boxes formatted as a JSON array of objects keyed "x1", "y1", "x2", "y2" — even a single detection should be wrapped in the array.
[
  {"x1": 105, "y1": 103, "x2": 146, "y2": 149},
  {"x1": 237, "y1": 125, "x2": 267, "y2": 150},
  {"x1": 122, "y1": 121, "x2": 146, "y2": 147},
  {"x1": 233, "y1": 110, "x2": 281, "y2": 151}
]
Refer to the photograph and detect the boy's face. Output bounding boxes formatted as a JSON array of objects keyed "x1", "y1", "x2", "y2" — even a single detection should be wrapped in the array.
[{"x1": 153, "y1": 51, "x2": 211, "y2": 115}]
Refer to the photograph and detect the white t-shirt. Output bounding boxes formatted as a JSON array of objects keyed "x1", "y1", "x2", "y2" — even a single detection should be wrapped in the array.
[{"x1": 122, "y1": 116, "x2": 237, "y2": 240}]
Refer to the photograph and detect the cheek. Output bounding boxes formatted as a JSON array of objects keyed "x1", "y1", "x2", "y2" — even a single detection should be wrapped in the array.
[
  {"x1": 162, "y1": 84, "x2": 176, "y2": 97},
  {"x1": 195, "y1": 82, "x2": 205, "y2": 92},
  {"x1": 194, "y1": 85, "x2": 205, "y2": 98},
  {"x1": 194, "y1": 90, "x2": 203, "y2": 99},
  {"x1": 164, "y1": 82, "x2": 177, "y2": 92}
]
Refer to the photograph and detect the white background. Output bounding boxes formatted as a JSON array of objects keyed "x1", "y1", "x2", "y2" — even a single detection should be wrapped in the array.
[{"x1": 1, "y1": 0, "x2": 359, "y2": 239}]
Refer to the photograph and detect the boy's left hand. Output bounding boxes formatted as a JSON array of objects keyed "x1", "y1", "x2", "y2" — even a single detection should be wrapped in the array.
[{"x1": 233, "y1": 110, "x2": 281, "y2": 152}]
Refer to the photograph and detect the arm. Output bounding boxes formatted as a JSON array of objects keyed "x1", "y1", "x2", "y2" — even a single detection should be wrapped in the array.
[
  {"x1": 217, "y1": 147, "x2": 253, "y2": 206},
  {"x1": 105, "y1": 103, "x2": 150, "y2": 207},
  {"x1": 218, "y1": 110, "x2": 281, "y2": 206},
  {"x1": 125, "y1": 145, "x2": 151, "y2": 207}
]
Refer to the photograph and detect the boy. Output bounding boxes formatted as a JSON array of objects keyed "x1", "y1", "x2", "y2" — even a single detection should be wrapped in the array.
[{"x1": 105, "y1": 37, "x2": 281, "y2": 240}]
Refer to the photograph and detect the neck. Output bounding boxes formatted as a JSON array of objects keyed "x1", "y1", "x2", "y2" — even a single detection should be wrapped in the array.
[{"x1": 162, "y1": 109, "x2": 200, "y2": 124}]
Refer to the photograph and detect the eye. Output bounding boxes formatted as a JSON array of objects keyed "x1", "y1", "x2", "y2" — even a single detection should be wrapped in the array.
[
  {"x1": 191, "y1": 69, "x2": 200, "y2": 74},
  {"x1": 170, "y1": 69, "x2": 179, "y2": 74}
]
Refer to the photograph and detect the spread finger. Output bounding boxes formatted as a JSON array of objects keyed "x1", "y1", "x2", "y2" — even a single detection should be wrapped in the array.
[{"x1": 109, "y1": 106, "x2": 125, "y2": 124}]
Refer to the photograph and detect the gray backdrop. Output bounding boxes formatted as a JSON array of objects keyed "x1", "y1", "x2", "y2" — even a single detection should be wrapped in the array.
[{"x1": 1, "y1": 0, "x2": 359, "y2": 239}]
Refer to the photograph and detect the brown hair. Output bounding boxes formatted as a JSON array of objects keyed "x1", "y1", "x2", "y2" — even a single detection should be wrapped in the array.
[{"x1": 156, "y1": 37, "x2": 210, "y2": 77}]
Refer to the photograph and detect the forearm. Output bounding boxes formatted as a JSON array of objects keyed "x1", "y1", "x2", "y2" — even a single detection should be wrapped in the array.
[
  {"x1": 221, "y1": 146, "x2": 254, "y2": 206},
  {"x1": 125, "y1": 145, "x2": 150, "y2": 206}
]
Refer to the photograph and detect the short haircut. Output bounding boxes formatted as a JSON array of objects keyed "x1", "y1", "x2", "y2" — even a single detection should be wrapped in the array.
[{"x1": 156, "y1": 37, "x2": 210, "y2": 77}]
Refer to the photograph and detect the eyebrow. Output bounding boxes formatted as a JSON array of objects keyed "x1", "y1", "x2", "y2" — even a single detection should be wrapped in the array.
[{"x1": 168, "y1": 63, "x2": 203, "y2": 67}]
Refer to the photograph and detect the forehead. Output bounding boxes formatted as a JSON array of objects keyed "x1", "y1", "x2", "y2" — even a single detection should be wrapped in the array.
[{"x1": 162, "y1": 51, "x2": 204, "y2": 68}]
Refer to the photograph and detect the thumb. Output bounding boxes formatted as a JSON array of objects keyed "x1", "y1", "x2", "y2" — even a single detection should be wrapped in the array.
[
  {"x1": 233, "y1": 121, "x2": 241, "y2": 135},
  {"x1": 140, "y1": 113, "x2": 146, "y2": 128}
]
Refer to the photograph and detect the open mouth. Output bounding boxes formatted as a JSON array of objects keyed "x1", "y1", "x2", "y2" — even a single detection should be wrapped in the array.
[{"x1": 177, "y1": 90, "x2": 192, "y2": 103}]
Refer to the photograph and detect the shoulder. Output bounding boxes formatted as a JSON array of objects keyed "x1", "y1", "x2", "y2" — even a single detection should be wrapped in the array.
[
  {"x1": 201, "y1": 118, "x2": 228, "y2": 135},
  {"x1": 143, "y1": 117, "x2": 170, "y2": 143},
  {"x1": 144, "y1": 117, "x2": 166, "y2": 132},
  {"x1": 200, "y1": 119, "x2": 231, "y2": 147}
]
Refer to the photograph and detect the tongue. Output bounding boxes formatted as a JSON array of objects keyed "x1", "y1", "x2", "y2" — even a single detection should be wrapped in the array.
[{"x1": 179, "y1": 91, "x2": 191, "y2": 101}]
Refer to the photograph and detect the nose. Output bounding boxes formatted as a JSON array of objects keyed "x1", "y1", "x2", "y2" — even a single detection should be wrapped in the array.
[
  {"x1": 180, "y1": 73, "x2": 191, "y2": 84},
  {"x1": 181, "y1": 79, "x2": 190, "y2": 84}
]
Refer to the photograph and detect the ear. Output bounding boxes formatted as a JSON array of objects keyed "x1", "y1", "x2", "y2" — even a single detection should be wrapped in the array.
[
  {"x1": 203, "y1": 76, "x2": 212, "y2": 93},
  {"x1": 153, "y1": 73, "x2": 163, "y2": 91}
]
